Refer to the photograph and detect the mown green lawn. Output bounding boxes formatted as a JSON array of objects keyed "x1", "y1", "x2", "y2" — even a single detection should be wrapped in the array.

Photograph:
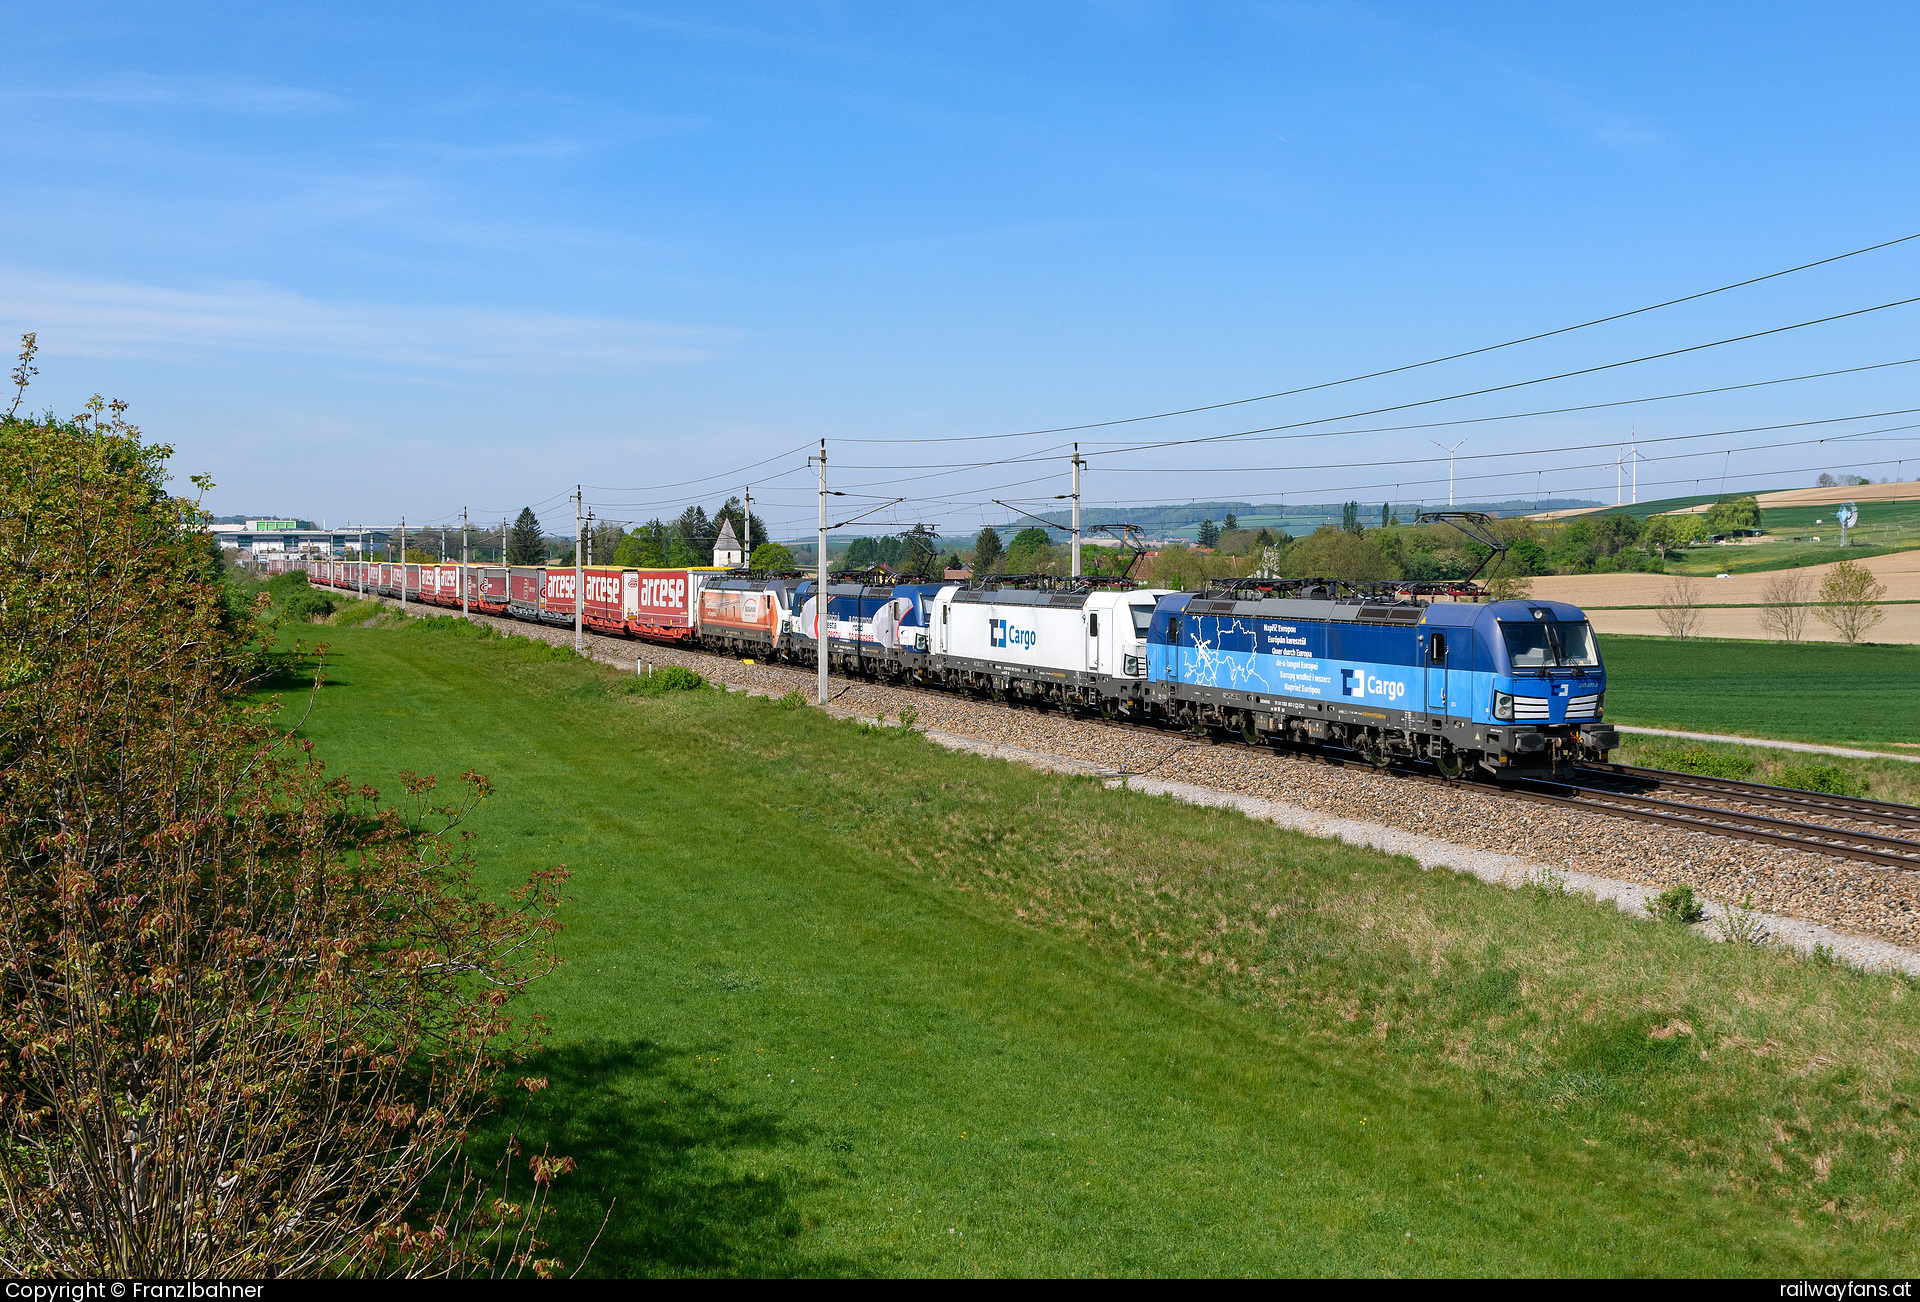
[
  {"x1": 1597, "y1": 634, "x2": 1920, "y2": 748},
  {"x1": 283, "y1": 620, "x2": 1920, "y2": 1276}
]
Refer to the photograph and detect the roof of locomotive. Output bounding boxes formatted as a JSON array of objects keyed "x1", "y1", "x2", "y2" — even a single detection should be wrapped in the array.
[
  {"x1": 948, "y1": 584, "x2": 1164, "y2": 608},
  {"x1": 1170, "y1": 593, "x2": 1591, "y2": 628}
]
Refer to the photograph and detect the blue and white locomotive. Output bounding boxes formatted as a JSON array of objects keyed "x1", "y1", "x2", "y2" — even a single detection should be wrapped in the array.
[
  {"x1": 764, "y1": 516, "x2": 1615, "y2": 776},
  {"x1": 1143, "y1": 585, "x2": 1615, "y2": 775}
]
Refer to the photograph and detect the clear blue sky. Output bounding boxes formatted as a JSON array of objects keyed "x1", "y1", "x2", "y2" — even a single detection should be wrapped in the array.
[{"x1": 6, "y1": 2, "x2": 1920, "y2": 540}]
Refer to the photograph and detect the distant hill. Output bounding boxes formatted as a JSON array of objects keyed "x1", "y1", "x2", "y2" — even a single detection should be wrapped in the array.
[{"x1": 1017, "y1": 498, "x2": 1601, "y2": 541}]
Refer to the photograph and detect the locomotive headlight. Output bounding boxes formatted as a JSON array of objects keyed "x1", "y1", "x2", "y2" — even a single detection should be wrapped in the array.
[
  {"x1": 1595, "y1": 691, "x2": 1605, "y2": 719},
  {"x1": 1493, "y1": 691, "x2": 1514, "y2": 721}
]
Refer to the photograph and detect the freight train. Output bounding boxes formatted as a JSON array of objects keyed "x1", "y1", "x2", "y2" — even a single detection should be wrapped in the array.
[{"x1": 309, "y1": 525, "x2": 1616, "y2": 777}]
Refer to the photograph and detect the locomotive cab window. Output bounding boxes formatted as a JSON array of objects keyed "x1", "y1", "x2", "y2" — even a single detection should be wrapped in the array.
[
  {"x1": 1428, "y1": 632, "x2": 1446, "y2": 663},
  {"x1": 1500, "y1": 618, "x2": 1600, "y2": 670},
  {"x1": 1088, "y1": 613, "x2": 1099, "y2": 636},
  {"x1": 1500, "y1": 620, "x2": 1553, "y2": 669},
  {"x1": 1551, "y1": 620, "x2": 1599, "y2": 667},
  {"x1": 1130, "y1": 605, "x2": 1155, "y2": 638}
]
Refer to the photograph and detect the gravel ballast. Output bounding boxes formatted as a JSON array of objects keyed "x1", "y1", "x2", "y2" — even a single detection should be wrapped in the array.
[{"x1": 349, "y1": 596, "x2": 1920, "y2": 972}]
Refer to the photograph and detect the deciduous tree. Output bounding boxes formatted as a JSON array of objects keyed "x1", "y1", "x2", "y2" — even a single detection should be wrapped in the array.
[
  {"x1": 1814, "y1": 558, "x2": 1887, "y2": 644},
  {"x1": 1003, "y1": 527, "x2": 1053, "y2": 572},
  {"x1": 1655, "y1": 576, "x2": 1703, "y2": 639},
  {"x1": 1281, "y1": 526, "x2": 1398, "y2": 582},
  {"x1": 1756, "y1": 569, "x2": 1812, "y2": 642},
  {"x1": 0, "y1": 358, "x2": 567, "y2": 1276},
  {"x1": 750, "y1": 541, "x2": 797, "y2": 570}
]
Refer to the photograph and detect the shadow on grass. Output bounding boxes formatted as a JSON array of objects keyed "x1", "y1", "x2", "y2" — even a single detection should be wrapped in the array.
[{"x1": 481, "y1": 1040, "x2": 868, "y2": 1278}]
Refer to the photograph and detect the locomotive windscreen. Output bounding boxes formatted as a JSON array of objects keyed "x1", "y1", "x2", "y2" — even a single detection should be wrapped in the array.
[
  {"x1": 1552, "y1": 621, "x2": 1599, "y2": 667},
  {"x1": 1501, "y1": 619, "x2": 1599, "y2": 669},
  {"x1": 1130, "y1": 605, "x2": 1156, "y2": 638}
]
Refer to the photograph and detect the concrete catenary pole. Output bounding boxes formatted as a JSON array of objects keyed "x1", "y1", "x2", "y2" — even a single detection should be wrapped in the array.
[
  {"x1": 817, "y1": 440, "x2": 828, "y2": 706},
  {"x1": 574, "y1": 486, "x2": 584, "y2": 652},
  {"x1": 461, "y1": 508, "x2": 470, "y2": 616},
  {"x1": 398, "y1": 518, "x2": 407, "y2": 612},
  {"x1": 1070, "y1": 444, "x2": 1083, "y2": 578},
  {"x1": 743, "y1": 484, "x2": 752, "y2": 567}
]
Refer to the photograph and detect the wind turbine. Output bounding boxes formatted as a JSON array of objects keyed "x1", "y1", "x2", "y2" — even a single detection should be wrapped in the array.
[{"x1": 1431, "y1": 436, "x2": 1471, "y2": 506}]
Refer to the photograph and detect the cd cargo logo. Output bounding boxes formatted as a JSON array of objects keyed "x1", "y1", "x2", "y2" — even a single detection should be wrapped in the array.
[
  {"x1": 989, "y1": 618, "x2": 1037, "y2": 650},
  {"x1": 1341, "y1": 669, "x2": 1406, "y2": 702}
]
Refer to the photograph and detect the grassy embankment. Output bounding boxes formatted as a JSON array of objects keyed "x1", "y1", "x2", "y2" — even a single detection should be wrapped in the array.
[
  {"x1": 1596, "y1": 635, "x2": 1920, "y2": 796},
  {"x1": 279, "y1": 617, "x2": 1920, "y2": 1276}
]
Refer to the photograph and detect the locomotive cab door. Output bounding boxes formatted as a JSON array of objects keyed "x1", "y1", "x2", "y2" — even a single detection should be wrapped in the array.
[
  {"x1": 1424, "y1": 631, "x2": 1453, "y2": 718},
  {"x1": 1085, "y1": 610, "x2": 1100, "y2": 672}
]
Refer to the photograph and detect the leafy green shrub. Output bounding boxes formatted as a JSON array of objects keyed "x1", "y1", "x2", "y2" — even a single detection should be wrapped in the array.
[
  {"x1": 898, "y1": 707, "x2": 919, "y2": 729},
  {"x1": 1653, "y1": 745, "x2": 1756, "y2": 780},
  {"x1": 265, "y1": 570, "x2": 336, "y2": 623},
  {"x1": 0, "y1": 377, "x2": 565, "y2": 1275},
  {"x1": 1773, "y1": 763, "x2": 1868, "y2": 798},
  {"x1": 628, "y1": 664, "x2": 704, "y2": 696},
  {"x1": 1647, "y1": 884, "x2": 1705, "y2": 925}
]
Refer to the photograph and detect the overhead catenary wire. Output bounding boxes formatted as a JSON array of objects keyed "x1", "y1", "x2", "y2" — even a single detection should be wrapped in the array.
[
  {"x1": 818, "y1": 306, "x2": 1920, "y2": 497},
  {"x1": 831, "y1": 229, "x2": 1920, "y2": 443},
  {"x1": 1076, "y1": 407, "x2": 1920, "y2": 474},
  {"x1": 368, "y1": 241, "x2": 1920, "y2": 541}
]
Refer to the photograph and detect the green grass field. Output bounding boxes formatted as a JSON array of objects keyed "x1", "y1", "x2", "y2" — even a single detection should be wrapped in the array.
[
  {"x1": 280, "y1": 620, "x2": 1920, "y2": 1276},
  {"x1": 1564, "y1": 494, "x2": 1920, "y2": 576},
  {"x1": 1597, "y1": 634, "x2": 1920, "y2": 749}
]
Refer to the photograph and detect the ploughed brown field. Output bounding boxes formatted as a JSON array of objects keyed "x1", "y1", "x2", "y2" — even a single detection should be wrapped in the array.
[{"x1": 1531, "y1": 548, "x2": 1920, "y2": 643}]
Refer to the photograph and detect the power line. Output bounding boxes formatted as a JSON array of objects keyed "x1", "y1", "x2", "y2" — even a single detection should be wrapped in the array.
[
  {"x1": 831, "y1": 230, "x2": 1920, "y2": 443},
  {"x1": 1071, "y1": 298, "x2": 1920, "y2": 462},
  {"x1": 582, "y1": 439, "x2": 820, "y2": 495},
  {"x1": 1073, "y1": 355, "x2": 1920, "y2": 449},
  {"x1": 1079, "y1": 407, "x2": 1920, "y2": 474}
]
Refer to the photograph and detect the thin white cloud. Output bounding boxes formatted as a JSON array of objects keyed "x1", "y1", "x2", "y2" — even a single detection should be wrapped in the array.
[
  {"x1": 5, "y1": 72, "x2": 343, "y2": 115},
  {"x1": 0, "y1": 268, "x2": 729, "y2": 373}
]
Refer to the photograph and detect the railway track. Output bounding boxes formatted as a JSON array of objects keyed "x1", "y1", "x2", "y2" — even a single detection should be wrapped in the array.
[
  {"x1": 719, "y1": 636, "x2": 1920, "y2": 872},
  {"x1": 341, "y1": 588, "x2": 1920, "y2": 872},
  {"x1": 1497, "y1": 774, "x2": 1920, "y2": 871},
  {"x1": 1578, "y1": 762, "x2": 1920, "y2": 830}
]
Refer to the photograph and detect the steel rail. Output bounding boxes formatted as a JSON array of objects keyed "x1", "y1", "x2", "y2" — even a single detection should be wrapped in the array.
[
  {"x1": 1504, "y1": 779, "x2": 1920, "y2": 870},
  {"x1": 1576, "y1": 762, "x2": 1920, "y2": 829}
]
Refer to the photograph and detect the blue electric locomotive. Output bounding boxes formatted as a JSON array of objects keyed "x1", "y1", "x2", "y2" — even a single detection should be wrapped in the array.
[{"x1": 1146, "y1": 584, "x2": 1617, "y2": 774}]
